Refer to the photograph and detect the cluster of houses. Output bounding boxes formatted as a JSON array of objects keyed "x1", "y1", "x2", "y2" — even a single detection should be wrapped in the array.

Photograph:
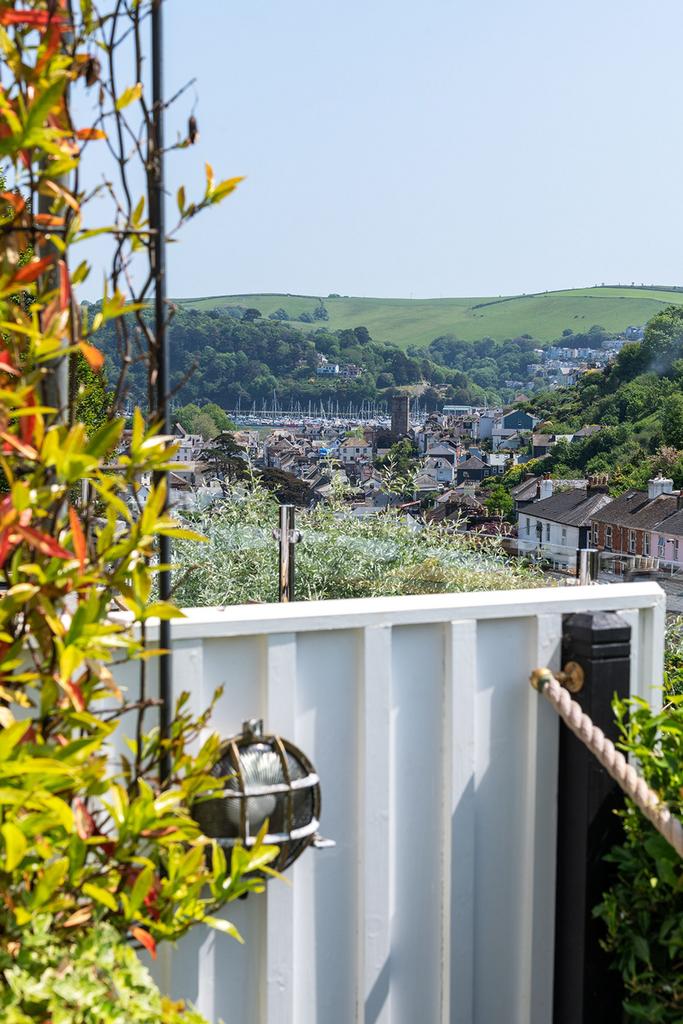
[
  {"x1": 523, "y1": 334, "x2": 632, "y2": 391},
  {"x1": 310, "y1": 326, "x2": 639, "y2": 395},
  {"x1": 315, "y1": 354, "x2": 363, "y2": 378},
  {"x1": 147, "y1": 392, "x2": 683, "y2": 579},
  {"x1": 516, "y1": 472, "x2": 683, "y2": 573}
]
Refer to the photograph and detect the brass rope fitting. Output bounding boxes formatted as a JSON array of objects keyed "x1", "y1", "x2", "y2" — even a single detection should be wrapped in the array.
[
  {"x1": 530, "y1": 662, "x2": 585, "y2": 694},
  {"x1": 530, "y1": 667, "x2": 553, "y2": 692}
]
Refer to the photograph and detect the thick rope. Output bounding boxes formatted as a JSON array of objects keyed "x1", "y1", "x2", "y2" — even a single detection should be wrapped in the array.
[{"x1": 531, "y1": 669, "x2": 683, "y2": 859}]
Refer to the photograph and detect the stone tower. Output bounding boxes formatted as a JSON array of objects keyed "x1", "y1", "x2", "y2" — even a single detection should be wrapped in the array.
[{"x1": 391, "y1": 394, "x2": 410, "y2": 436}]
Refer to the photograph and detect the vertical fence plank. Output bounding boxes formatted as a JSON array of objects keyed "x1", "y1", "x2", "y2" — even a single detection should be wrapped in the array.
[
  {"x1": 518, "y1": 613, "x2": 562, "y2": 1023},
  {"x1": 173, "y1": 638, "x2": 205, "y2": 746},
  {"x1": 619, "y1": 609, "x2": 640, "y2": 704},
  {"x1": 265, "y1": 633, "x2": 297, "y2": 1024},
  {"x1": 360, "y1": 625, "x2": 393, "y2": 1024},
  {"x1": 443, "y1": 619, "x2": 477, "y2": 1024},
  {"x1": 635, "y1": 600, "x2": 666, "y2": 709}
]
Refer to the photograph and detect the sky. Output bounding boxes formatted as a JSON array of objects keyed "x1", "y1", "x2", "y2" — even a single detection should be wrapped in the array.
[{"x1": 152, "y1": 0, "x2": 683, "y2": 299}]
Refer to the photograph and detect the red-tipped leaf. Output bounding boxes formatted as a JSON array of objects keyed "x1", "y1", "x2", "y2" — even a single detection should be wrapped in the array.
[{"x1": 131, "y1": 927, "x2": 157, "y2": 960}]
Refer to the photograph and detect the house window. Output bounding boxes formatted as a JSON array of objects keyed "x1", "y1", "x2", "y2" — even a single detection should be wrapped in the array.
[
  {"x1": 561, "y1": 528, "x2": 567, "y2": 546},
  {"x1": 675, "y1": 540, "x2": 679, "y2": 560},
  {"x1": 628, "y1": 530, "x2": 636, "y2": 553},
  {"x1": 592, "y1": 523, "x2": 599, "y2": 545},
  {"x1": 658, "y1": 537, "x2": 666, "y2": 558},
  {"x1": 644, "y1": 533, "x2": 650, "y2": 556},
  {"x1": 545, "y1": 522, "x2": 551, "y2": 542},
  {"x1": 525, "y1": 517, "x2": 531, "y2": 536},
  {"x1": 605, "y1": 527, "x2": 613, "y2": 551}
]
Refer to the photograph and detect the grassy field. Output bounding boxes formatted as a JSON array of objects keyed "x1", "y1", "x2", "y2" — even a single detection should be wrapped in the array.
[{"x1": 177, "y1": 286, "x2": 683, "y2": 349}]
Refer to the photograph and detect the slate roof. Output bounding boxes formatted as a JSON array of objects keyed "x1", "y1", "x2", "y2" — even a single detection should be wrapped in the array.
[
  {"x1": 524, "y1": 489, "x2": 612, "y2": 527},
  {"x1": 458, "y1": 456, "x2": 486, "y2": 470},
  {"x1": 574, "y1": 424, "x2": 602, "y2": 438},
  {"x1": 510, "y1": 478, "x2": 584, "y2": 502},
  {"x1": 426, "y1": 442, "x2": 458, "y2": 454},
  {"x1": 591, "y1": 491, "x2": 680, "y2": 530},
  {"x1": 656, "y1": 510, "x2": 683, "y2": 537}
]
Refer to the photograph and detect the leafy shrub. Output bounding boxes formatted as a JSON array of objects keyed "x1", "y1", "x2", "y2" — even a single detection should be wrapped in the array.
[
  {"x1": 594, "y1": 637, "x2": 683, "y2": 1022},
  {"x1": 0, "y1": 3, "x2": 274, "y2": 1020},
  {"x1": 172, "y1": 477, "x2": 544, "y2": 606},
  {"x1": 0, "y1": 917, "x2": 208, "y2": 1024}
]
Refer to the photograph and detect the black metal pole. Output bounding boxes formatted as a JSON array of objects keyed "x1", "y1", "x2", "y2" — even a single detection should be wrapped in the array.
[{"x1": 151, "y1": 0, "x2": 172, "y2": 780}]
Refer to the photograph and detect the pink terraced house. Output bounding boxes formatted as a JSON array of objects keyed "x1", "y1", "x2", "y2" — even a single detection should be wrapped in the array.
[{"x1": 651, "y1": 509, "x2": 683, "y2": 568}]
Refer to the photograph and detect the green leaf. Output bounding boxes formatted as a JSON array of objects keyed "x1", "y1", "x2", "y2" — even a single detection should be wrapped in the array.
[
  {"x1": 1, "y1": 821, "x2": 27, "y2": 871},
  {"x1": 23, "y1": 77, "x2": 68, "y2": 145},
  {"x1": 154, "y1": 525, "x2": 207, "y2": 542},
  {"x1": 131, "y1": 195, "x2": 145, "y2": 226},
  {"x1": 203, "y1": 915, "x2": 243, "y2": 943},
  {"x1": 128, "y1": 864, "x2": 155, "y2": 917},
  {"x1": 83, "y1": 882, "x2": 118, "y2": 912},
  {"x1": 143, "y1": 602, "x2": 185, "y2": 621},
  {"x1": 86, "y1": 418, "x2": 123, "y2": 458},
  {"x1": 211, "y1": 175, "x2": 245, "y2": 203},
  {"x1": 0, "y1": 720, "x2": 31, "y2": 762},
  {"x1": 632, "y1": 934, "x2": 650, "y2": 964},
  {"x1": 115, "y1": 82, "x2": 143, "y2": 111}
]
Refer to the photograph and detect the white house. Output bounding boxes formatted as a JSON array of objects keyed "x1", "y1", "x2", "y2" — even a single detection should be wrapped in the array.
[
  {"x1": 425, "y1": 441, "x2": 459, "y2": 465},
  {"x1": 422, "y1": 456, "x2": 455, "y2": 486},
  {"x1": 337, "y1": 440, "x2": 373, "y2": 465},
  {"x1": 517, "y1": 481, "x2": 612, "y2": 569}
]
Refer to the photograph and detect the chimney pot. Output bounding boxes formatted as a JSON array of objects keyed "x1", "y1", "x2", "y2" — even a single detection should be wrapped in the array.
[
  {"x1": 539, "y1": 476, "x2": 554, "y2": 500},
  {"x1": 648, "y1": 476, "x2": 674, "y2": 500}
]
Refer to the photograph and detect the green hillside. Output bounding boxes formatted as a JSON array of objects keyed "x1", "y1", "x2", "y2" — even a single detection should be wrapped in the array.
[
  {"x1": 177, "y1": 286, "x2": 683, "y2": 349},
  {"x1": 513, "y1": 304, "x2": 683, "y2": 492}
]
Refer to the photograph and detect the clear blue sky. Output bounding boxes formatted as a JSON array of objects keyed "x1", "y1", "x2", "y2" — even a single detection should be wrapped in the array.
[{"x1": 161, "y1": 0, "x2": 683, "y2": 299}]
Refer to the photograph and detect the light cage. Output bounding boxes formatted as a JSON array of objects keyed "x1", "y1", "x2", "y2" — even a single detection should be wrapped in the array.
[{"x1": 193, "y1": 719, "x2": 321, "y2": 872}]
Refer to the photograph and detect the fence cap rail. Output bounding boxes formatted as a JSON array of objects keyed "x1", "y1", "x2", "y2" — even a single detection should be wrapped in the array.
[{"x1": 123, "y1": 581, "x2": 665, "y2": 639}]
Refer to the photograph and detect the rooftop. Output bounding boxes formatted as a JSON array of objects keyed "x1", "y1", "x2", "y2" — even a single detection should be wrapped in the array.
[
  {"x1": 591, "y1": 490, "x2": 681, "y2": 530},
  {"x1": 524, "y1": 488, "x2": 613, "y2": 527}
]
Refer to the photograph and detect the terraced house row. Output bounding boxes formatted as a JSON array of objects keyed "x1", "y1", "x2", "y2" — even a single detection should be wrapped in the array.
[{"x1": 517, "y1": 473, "x2": 683, "y2": 571}]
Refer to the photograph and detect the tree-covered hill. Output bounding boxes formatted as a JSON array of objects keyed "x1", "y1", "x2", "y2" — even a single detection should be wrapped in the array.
[
  {"x1": 520, "y1": 305, "x2": 683, "y2": 489},
  {"x1": 176, "y1": 286, "x2": 683, "y2": 349},
  {"x1": 96, "y1": 305, "x2": 544, "y2": 410}
]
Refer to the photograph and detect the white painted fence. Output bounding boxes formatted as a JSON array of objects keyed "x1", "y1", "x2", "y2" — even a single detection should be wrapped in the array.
[{"x1": 116, "y1": 583, "x2": 665, "y2": 1024}]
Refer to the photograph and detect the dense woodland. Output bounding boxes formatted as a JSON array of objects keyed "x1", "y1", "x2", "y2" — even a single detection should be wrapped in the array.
[
  {"x1": 517, "y1": 305, "x2": 683, "y2": 490},
  {"x1": 94, "y1": 303, "x2": 577, "y2": 411}
]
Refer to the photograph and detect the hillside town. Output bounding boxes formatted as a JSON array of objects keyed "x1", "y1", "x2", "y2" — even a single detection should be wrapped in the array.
[{"x1": 158, "y1": 391, "x2": 683, "y2": 610}]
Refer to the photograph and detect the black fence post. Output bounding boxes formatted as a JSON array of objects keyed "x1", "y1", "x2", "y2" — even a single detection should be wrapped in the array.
[{"x1": 554, "y1": 611, "x2": 631, "y2": 1024}]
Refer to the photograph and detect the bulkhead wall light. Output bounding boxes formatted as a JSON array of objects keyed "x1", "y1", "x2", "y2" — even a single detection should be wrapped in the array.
[{"x1": 193, "y1": 719, "x2": 331, "y2": 872}]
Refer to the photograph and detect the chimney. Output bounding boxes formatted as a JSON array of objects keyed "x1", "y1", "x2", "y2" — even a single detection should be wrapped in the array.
[
  {"x1": 587, "y1": 473, "x2": 609, "y2": 494},
  {"x1": 647, "y1": 474, "x2": 674, "y2": 501},
  {"x1": 539, "y1": 473, "x2": 553, "y2": 500}
]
